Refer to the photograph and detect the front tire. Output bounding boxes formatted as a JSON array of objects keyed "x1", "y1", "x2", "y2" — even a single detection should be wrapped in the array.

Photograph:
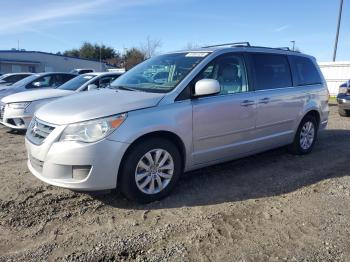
[
  {"x1": 288, "y1": 115, "x2": 318, "y2": 155},
  {"x1": 119, "y1": 138, "x2": 182, "y2": 203},
  {"x1": 338, "y1": 107, "x2": 350, "y2": 117}
]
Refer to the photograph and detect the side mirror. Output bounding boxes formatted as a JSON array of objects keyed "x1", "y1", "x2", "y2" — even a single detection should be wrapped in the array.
[
  {"x1": 87, "y1": 84, "x2": 98, "y2": 91},
  {"x1": 32, "y1": 81, "x2": 43, "y2": 87},
  {"x1": 347, "y1": 80, "x2": 350, "y2": 88},
  {"x1": 194, "y1": 79, "x2": 220, "y2": 97}
]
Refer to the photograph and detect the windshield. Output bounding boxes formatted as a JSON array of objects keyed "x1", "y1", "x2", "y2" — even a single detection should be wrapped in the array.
[
  {"x1": 110, "y1": 52, "x2": 208, "y2": 93},
  {"x1": 12, "y1": 74, "x2": 40, "y2": 86},
  {"x1": 58, "y1": 74, "x2": 95, "y2": 91}
]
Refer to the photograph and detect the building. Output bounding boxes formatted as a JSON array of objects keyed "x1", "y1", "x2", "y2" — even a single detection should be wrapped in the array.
[
  {"x1": 0, "y1": 50, "x2": 114, "y2": 74},
  {"x1": 318, "y1": 61, "x2": 350, "y2": 96}
]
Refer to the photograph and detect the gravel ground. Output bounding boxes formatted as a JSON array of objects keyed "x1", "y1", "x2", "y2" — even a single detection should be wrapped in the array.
[{"x1": 1, "y1": 104, "x2": 350, "y2": 262}]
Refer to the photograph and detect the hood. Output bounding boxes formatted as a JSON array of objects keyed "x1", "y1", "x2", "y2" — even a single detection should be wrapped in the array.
[
  {"x1": 2, "y1": 89, "x2": 73, "y2": 103},
  {"x1": 35, "y1": 89, "x2": 165, "y2": 125},
  {"x1": 0, "y1": 86, "x2": 23, "y2": 100}
]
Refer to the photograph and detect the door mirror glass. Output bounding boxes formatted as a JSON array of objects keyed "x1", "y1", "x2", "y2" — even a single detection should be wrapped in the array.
[
  {"x1": 194, "y1": 79, "x2": 220, "y2": 97},
  {"x1": 32, "y1": 81, "x2": 43, "y2": 87},
  {"x1": 87, "y1": 84, "x2": 98, "y2": 91}
]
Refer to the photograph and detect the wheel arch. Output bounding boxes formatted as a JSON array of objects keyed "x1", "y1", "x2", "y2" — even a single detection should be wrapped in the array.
[{"x1": 301, "y1": 109, "x2": 321, "y2": 128}]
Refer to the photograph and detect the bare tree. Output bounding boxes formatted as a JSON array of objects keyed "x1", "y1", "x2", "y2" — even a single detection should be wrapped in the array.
[{"x1": 140, "y1": 36, "x2": 162, "y2": 59}]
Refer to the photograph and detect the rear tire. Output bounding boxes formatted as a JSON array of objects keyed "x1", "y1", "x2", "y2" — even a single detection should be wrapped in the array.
[
  {"x1": 119, "y1": 138, "x2": 182, "y2": 203},
  {"x1": 288, "y1": 115, "x2": 318, "y2": 155},
  {"x1": 338, "y1": 107, "x2": 350, "y2": 117}
]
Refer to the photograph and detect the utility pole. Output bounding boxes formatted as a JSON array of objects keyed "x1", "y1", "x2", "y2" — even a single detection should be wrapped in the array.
[
  {"x1": 290, "y1": 40, "x2": 295, "y2": 51},
  {"x1": 333, "y1": 0, "x2": 344, "y2": 61},
  {"x1": 99, "y1": 44, "x2": 102, "y2": 71}
]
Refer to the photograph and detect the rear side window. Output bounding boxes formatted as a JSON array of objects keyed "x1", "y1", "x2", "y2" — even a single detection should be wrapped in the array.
[
  {"x1": 289, "y1": 56, "x2": 322, "y2": 86},
  {"x1": 62, "y1": 74, "x2": 76, "y2": 82},
  {"x1": 251, "y1": 54, "x2": 292, "y2": 90}
]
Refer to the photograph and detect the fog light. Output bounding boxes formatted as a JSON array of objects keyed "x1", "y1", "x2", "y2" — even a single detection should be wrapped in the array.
[
  {"x1": 13, "y1": 118, "x2": 25, "y2": 127},
  {"x1": 72, "y1": 165, "x2": 91, "y2": 180}
]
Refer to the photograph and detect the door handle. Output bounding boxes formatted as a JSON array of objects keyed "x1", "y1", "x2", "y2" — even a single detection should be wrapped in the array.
[
  {"x1": 240, "y1": 100, "x2": 255, "y2": 107},
  {"x1": 259, "y1": 97, "x2": 270, "y2": 104}
]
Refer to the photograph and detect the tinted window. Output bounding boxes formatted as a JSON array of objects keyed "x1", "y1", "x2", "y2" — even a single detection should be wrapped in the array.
[
  {"x1": 6, "y1": 74, "x2": 31, "y2": 83},
  {"x1": 289, "y1": 56, "x2": 322, "y2": 86},
  {"x1": 3, "y1": 75, "x2": 18, "y2": 82},
  {"x1": 196, "y1": 54, "x2": 248, "y2": 95},
  {"x1": 252, "y1": 54, "x2": 292, "y2": 90}
]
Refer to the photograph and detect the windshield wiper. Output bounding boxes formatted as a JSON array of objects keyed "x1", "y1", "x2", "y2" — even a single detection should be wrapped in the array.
[{"x1": 112, "y1": 85, "x2": 140, "y2": 92}]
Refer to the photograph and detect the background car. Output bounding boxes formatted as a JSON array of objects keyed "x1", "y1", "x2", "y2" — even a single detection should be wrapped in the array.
[
  {"x1": 70, "y1": 69, "x2": 94, "y2": 75},
  {"x1": 0, "y1": 72, "x2": 122, "y2": 130},
  {"x1": 0, "y1": 73, "x2": 33, "y2": 86},
  {"x1": 0, "y1": 72, "x2": 76, "y2": 101},
  {"x1": 337, "y1": 80, "x2": 350, "y2": 116}
]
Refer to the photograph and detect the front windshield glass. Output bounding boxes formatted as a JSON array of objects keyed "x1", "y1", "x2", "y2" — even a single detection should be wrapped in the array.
[
  {"x1": 58, "y1": 74, "x2": 95, "y2": 91},
  {"x1": 110, "y1": 52, "x2": 209, "y2": 93},
  {"x1": 12, "y1": 74, "x2": 40, "y2": 86}
]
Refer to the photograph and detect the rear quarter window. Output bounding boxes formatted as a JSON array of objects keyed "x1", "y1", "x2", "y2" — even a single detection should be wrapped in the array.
[
  {"x1": 251, "y1": 53, "x2": 292, "y2": 90},
  {"x1": 289, "y1": 56, "x2": 322, "y2": 86}
]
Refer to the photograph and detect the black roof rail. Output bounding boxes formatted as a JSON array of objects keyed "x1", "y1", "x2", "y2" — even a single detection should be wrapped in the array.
[
  {"x1": 202, "y1": 42, "x2": 251, "y2": 48},
  {"x1": 250, "y1": 45, "x2": 300, "y2": 53},
  {"x1": 201, "y1": 42, "x2": 301, "y2": 53},
  {"x1": 276, "y1": 47, "x2": 290, "y2": 51}
]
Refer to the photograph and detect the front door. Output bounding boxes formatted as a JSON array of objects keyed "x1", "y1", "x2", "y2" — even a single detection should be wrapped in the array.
[{"x1": 192, "y1": 53, "x2": 256, "y2": 165}]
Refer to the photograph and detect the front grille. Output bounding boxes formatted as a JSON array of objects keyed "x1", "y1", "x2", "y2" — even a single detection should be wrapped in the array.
[
  {"x1": 26, "y1": 118, "x2": 56, "y2": 145},
  {"x1": 0, "y1": 102, "x2": 5, "y2": 122},
  {"x1": 29, "y1": 155, "x2": 44, "y2": 173}
]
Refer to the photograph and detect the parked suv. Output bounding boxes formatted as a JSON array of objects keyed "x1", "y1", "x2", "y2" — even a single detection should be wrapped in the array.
[
  {"x1": 25, "y1": 43, "x2": 329, "y2": 203},
  {"x1": 337, "y1": 80, "x2": 350, "y2": 116},
  {"x1": 0, "y1": 72, "x2": 122, "y2": 130}
]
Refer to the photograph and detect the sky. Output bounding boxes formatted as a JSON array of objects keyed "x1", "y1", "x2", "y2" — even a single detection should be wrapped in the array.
[{"x1": 0, "y1": 0, "x2": 349, "y2": 62}]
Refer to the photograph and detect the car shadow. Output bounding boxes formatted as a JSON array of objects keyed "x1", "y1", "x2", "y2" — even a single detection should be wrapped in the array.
[
  {"x1": 91, "y1": 128, "x2": 350, "y2": 210},
  {"x1": 7, "y1": 129, "x2": 26, "y2": 135}
]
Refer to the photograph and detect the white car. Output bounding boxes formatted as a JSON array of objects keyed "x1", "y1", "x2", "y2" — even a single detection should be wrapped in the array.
[{"x1": 0, "y1": 72, "x2": 122, "y2": 130}]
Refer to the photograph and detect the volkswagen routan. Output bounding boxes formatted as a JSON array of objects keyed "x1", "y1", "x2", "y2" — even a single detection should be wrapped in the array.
[{"x1": 25, "y1": 43, "x2": 329, "y2": 203}]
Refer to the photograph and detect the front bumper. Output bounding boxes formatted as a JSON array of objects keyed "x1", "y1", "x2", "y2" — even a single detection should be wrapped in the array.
[
  {"x1": 0, "y1": 105, "x2": 32, "y2": 130},
  {"x1": 337, "y1": 94, "x2": 350, "y2": 110},
  {"x1": 25, "y1": 132, "x2": 129, "y2": 190}
]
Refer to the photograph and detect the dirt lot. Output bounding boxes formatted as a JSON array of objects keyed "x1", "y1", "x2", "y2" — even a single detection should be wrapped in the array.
[{"x1": 1, "y1": 104, "x2": 350, "y2": 262}]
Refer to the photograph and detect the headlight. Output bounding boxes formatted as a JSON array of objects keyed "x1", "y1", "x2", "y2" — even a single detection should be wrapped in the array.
[
  {"x1": 8, "y1": 102, "x2": 31, "y2": 109},
  {"x1": 339, "y1": 86, "x2": 348, "y2": 94},
  {"x1": 60, "y1": 114, "x2": 127, "y2": 143}
]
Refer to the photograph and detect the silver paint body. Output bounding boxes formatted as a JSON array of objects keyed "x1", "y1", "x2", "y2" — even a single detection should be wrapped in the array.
[{"x1": 25, "y1": 47, "x2": 330, "y2": 190}]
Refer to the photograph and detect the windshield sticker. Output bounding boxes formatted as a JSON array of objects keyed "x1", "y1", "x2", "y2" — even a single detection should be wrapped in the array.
[{"x1": 185, "y1": 52, "x2": 209, "y2": 57}]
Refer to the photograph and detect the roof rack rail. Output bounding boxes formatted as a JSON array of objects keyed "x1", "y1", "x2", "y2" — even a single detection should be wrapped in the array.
[
  {"x1": 202, "y1": 42, "x2": 251, "y2": 48},
  {"x1": 201, "y1": 42, "x2": 300, "y2": 52},
  {"x1": 250, "y1": 45, "x2": 300, "y2": 52},
  {"x1": 276, "y1": 47, "x2": 290, "y2": 51}
]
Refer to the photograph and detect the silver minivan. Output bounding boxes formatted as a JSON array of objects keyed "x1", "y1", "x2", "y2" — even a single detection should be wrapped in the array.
[{"x1": 25, "y1": 43, "x2": 329, "y2": 203}]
